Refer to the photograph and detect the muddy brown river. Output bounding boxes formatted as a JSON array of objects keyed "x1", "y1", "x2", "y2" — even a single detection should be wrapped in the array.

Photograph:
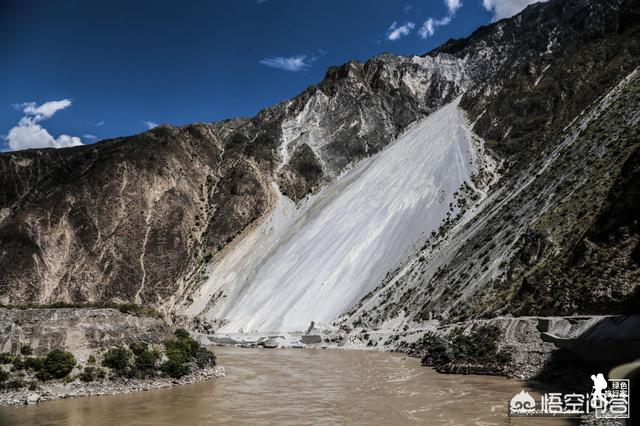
[{"x1": 0, "y1": 346, "x2": 568, "y2": 425}]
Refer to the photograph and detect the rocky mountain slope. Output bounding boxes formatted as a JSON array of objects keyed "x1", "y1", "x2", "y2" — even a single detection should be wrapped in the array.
[
  {"x1": 340, "y1": 0, "x2": 640, "y2": 333},
  {"x1": 0, "y1": 0, "x2": 638, "y2": 336},
  {"x1": 0, "y1": 53, "x2": 466, "y2": 311},
  {"x1": 183, "y1": 98, "x2": 496, "y2": 333}
]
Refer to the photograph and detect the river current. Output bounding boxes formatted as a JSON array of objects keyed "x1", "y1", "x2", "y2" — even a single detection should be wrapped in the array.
[{"x1": 0, "y1": 346, "x2": 568, "y2": 425}]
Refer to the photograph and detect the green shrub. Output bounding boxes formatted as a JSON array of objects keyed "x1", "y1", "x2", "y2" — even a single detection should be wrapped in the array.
[
  {"x1": 87, "y1": 355, "x2": 96, "y2": 365},
  {"x1": 164, "y1": 338, "x2": 198, "y2": 364},
  {"x1": 420, "y1": 333, "x2": 452, "y2": 367},
  {"x1": 174, "y1": 328, "x2": 190, "y2": 339},
  {"x1": 420, "y1": 325, "x2": 510, "y2": 369},
  {"x1": 161, "y1": 358, "x2": 189, "y2": 379},
  {"x1": 79, "y1": 366, "x2": 96, "y2": 382},
  {"x1": 160, "y1": 329, "x2": 216, "y2": 378},
  {"x1": 96, "y1": 368, "x2": 106, "y2": 379},
  {"x1": 3, "y1": 378, "x2": 25, "y2": 390},
  {"x1": 20, "y1": 345, "x2": 33, "y2": 356},
  {"x1": 133, "y1": 351, "x2": 160, "y2": 378},
  {"x1": 193, "y1": 349, "x2": 216, "y2": 369},
  {"x1": 41, "y1": 349, "x2": 76, "y2": 379},
  {"x1": 129, "y1": 342, "x2": 149, "y2": 356},
  {"x1": 0, "y1": 353, "x2": 17, "y2": 365},
  {"x1": 102, "y1": 347, "x2": 131, "y2": 376},
  {"x1": 130, "y1": 342, "x2": 161, "y2": 378},
  {"x1": 23, "y1": 356, "x2": 45, "y2": 372},
  {"x1": 11, "y1": 356, "x2": 25, "y2": 371},
  {"x1": 0, "y1": 370, "x2": 9, "y2": 382},
  {"x1": 449, "y1": 324, "x2": 506, "y2": 364}
]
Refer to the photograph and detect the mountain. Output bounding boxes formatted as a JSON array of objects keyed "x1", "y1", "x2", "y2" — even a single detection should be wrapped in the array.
[
  {"x1": 0, "y1": 0, "x2": 638, "y2": 337},
  {"x1": 0, "y1": 53, "x2": 466, "y2": 309}
]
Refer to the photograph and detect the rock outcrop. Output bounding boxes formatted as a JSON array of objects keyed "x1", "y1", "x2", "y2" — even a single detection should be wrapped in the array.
[{"x1": 0, "y1": 308, "x2": 171, "y2": 362}]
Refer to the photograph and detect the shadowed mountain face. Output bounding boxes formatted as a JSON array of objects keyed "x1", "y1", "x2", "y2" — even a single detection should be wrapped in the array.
[
  {"x1": 1, "y1": 0, "x2": 639, "y2": 332},
  {"x1": 0, "y1": 124, "x2": 244, "y2": 305}
]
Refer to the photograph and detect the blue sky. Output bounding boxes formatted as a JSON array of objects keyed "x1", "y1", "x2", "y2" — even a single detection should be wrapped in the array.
[{"x1": 0, "y1": 0, "x2": 541, "y2": 151}]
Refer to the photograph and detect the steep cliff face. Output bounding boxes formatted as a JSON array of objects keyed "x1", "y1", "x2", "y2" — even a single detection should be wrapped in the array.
[
  {"x1": 183, "y1": 98, "x2": 495, "y2": 333},
  {"x1": 0, "y1": 0, "x2": 638, "y2": 335},
  {"x1": 0, "y1": 122, "x2": 262, "y2": 306},
  {"x1": 0, "y1": 51, "x2": 467, "y2": 311},
  {"x1": 453, "y1": 0, "x2": 640, "y2": 165},
  {"x1": 339, "y1": 0, "x2": 640, "y2": 333},
  {"x1": 340, "y1": 67, "x2": 640, "y2": 332}
]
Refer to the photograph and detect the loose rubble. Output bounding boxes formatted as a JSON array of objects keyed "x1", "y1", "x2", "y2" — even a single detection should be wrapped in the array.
[{"x1": 0, "y1": 366, "x2": 225, "y2": 407}]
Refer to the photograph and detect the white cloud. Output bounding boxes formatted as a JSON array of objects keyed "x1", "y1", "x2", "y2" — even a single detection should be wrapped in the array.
[
  {"x1": 6, "y1": 124, "x2": 81, "y2": 150},
  {"x1": 143, "y1": 121, "x2": 159, "y2": 129},
  {"x1": 260, "y1": 55, "x2": 314, "y2": 72},
  {"x1": 83, "y1": 134, "x2": 97, "y2": 140},
  {"x1": 387, "y1": 21, "x2": 416, "y2": 41},
  {"x1": 417, "y1": 0, "x2": 459, "y2": 39},
  {"x1": 19, "y1": 99, "x2": 72, "y2": 121},
  {"x1": 418, "y1": 16, "x2": 451, "y2": 38},
  {"x1": 96, "y1": 120, "x2": 105, "y2": 127},
  {"x1": 419, "y1": 19, "x2": 436, "y2": 38},
  {"x1": 482, "y1": 0, "x2": 548, "y2": 21},
  {"x1": 4, "y1": 99, "x2": 83, "y2": 151},
  {"x1": 445, "y1": 0, "x2": 462, "y2": 14}
]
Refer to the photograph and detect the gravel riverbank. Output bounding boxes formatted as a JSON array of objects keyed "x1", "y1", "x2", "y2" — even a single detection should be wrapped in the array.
[{"x1": 0, "y1": 366, "x2": 225, "y2": 407}]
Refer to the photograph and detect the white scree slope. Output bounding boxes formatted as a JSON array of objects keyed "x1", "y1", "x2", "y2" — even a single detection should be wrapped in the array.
[{"x1": 184, "y1": 98, "x2": 480, "y2": 333}]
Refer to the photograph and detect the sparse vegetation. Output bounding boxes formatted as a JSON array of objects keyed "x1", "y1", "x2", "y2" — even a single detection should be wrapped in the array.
[
  {"x1": 0, "y1": 302, "x2": 162, "y2": 318},
  {"x1": 0, "y1": 329, "x2": 217, "y2": 392},
  {"x1": 79, "y1": 366, "x2": 106, "y2": 382},
  {"x1": 102, "y1": 347, "x2": 132, "y2": 376},
  {"x1": 161, "y1": 329, "x2": 216, "y2": 378},
  {"x1": 130, "y1": 342, "x2": 161, "y2": 378},
  {"x1": 419, "y1": 324, "x2": 511, "y2": 374},
  {"x1": 96, "y1": 329, "x2": 216, "y2": 380},
  {"x1": 0, "y1": 348, "x2": 76, "y2": 387}
]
